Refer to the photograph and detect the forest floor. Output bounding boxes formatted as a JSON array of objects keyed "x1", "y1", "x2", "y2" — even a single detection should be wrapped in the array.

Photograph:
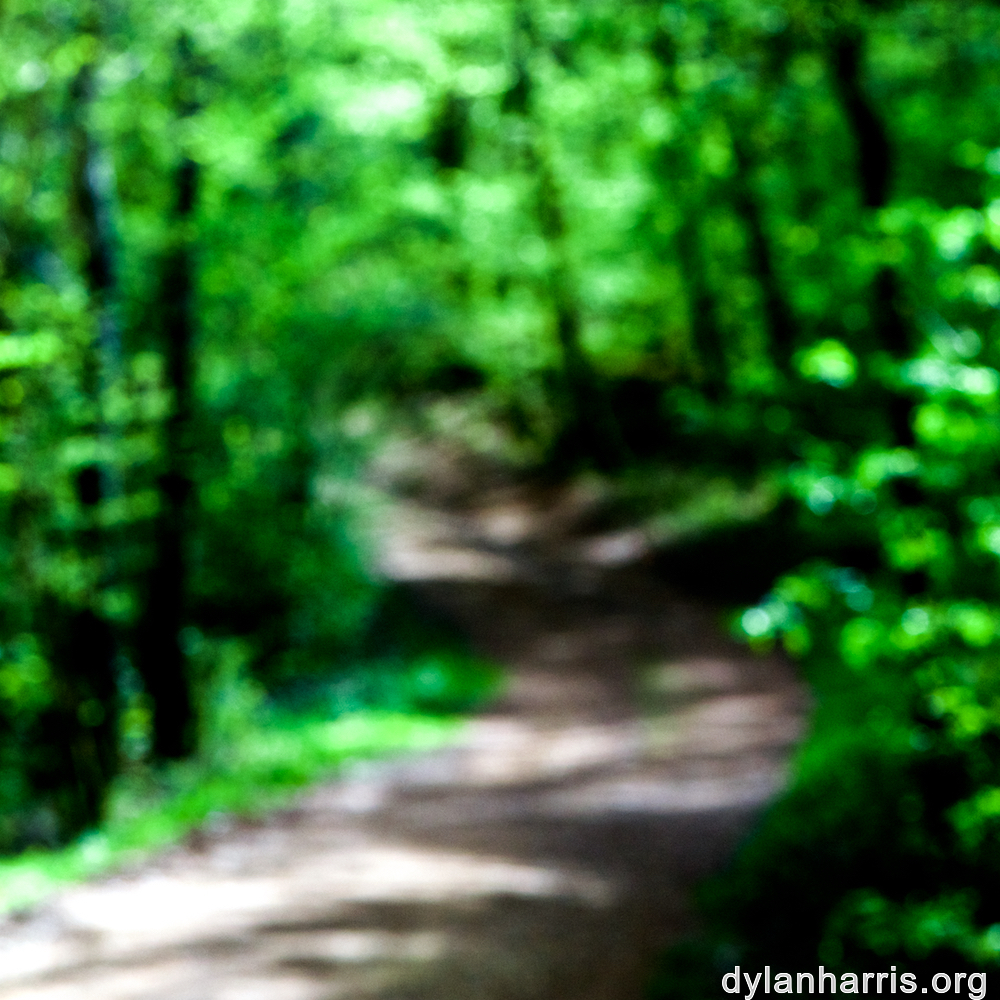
[{"x1": 0, "y1": 459, "x2": 807, "y2": 1000}]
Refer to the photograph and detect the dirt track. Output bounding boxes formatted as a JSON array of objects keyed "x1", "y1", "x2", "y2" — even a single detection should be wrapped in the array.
[{"x1": 0, "y1": 486, "x2": 806, "y2": 1000}]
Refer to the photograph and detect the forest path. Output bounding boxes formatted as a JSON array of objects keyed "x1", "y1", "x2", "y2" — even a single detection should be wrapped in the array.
[{"x1": 0, "y1": 480, "x2": 806, "y2": 1000}]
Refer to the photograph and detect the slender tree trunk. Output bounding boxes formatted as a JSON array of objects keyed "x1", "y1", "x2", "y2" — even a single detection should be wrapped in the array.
[
  {"x1": 670, "y1": 212, "x2": 728, "y2": 394},
  {"x1": 133, "y1": 37, "x2": 201, "y2": 760},
  {"x1": 829, "y1": 22, "x2": 926, "y2": 575},
  {"x1": 831, "y1": 33, "x2": 892, "y2": 212},
  {"x1": 730, "y1": 135, "x2": 797, "y2": 371},
  {"x1": 506, "y1": 5, "x2": 627, "y2": 472},
  {"x1": 538, "y1": 159, "x2": 628, "y2": 471},
  {"x1": 650, "y1": 25, "x2": 729, "y2": 396},
  {"x1": 46, "y1": 44, "x2": 121, "y2": 836},
  {"x1": 830, "y1": 27, "x2": 914, "y2": 449}
]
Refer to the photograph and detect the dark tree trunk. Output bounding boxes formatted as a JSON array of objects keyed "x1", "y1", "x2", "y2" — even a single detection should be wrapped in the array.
[
  {"x1": 135, "y1": 168, "x2": 198, "y2": 760},
  {"x1": 651, "y1": 23, "x2": 730, "y2": 396},
  {"x1": 730, "y1": 136, "x2": 797, "y2": 370},
  {"x1": 831, "y1": 33, "x2": 892, "y2": 211},
  {"x1": 672, "y1": 214, "x2": 728, "y2": 394},
  {"x1": 505, "y1": 8, "x2": 627, "y2": 472},
  {"x1": 830, "y1": 27, "x2": 915, "y2": 449},
  {"x1": 133, "y1": 39, "x2": 201, "y2": 761},
  {"x1": 43, "y1": 50, "x2": 123, "y2": 836}
]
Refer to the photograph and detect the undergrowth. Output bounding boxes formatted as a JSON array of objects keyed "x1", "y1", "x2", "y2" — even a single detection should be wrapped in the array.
[{"x1": 0, "y1": 643, "x2": 502, "y2": 915}]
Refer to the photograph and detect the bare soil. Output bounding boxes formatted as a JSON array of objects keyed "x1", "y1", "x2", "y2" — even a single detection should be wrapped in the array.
[{"x1": 0, "y1": 480, "x2": 807, "y2": 1000}]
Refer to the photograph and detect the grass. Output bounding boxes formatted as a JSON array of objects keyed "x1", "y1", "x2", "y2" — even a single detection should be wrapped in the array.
[{"x1": 0, "y1": 648, "x2": 503, "y2": 915}]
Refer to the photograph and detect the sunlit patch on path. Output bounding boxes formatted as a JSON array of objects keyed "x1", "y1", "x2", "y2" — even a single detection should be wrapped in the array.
[{"x1": 0, "y1": 487, "x2": 807, "y2": 1000}]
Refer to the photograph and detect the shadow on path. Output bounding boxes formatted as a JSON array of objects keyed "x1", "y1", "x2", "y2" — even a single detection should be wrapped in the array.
[{"x1": 0, "y1": 486, "x2": 807, "y2": 1000}]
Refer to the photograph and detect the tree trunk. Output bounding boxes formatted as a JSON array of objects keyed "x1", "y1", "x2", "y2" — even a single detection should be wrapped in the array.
[
  {"x1": 730, "y1": 135, "x2": 797, "y2": 371},
  {"x1": 650, "y1": 24, "x2": 729, "y2": 396},
  {"x1": 133, "y1": 38, "x2": 201, "y2": 761},
  {"x1": 45, "y1": 45, "x2": 122, "y2": 836},
  {"x1": 506, "y1": 6, "x2": 627, "y2": 472},
  {"x1": 830, "y1": 27, "x2": 914, "y2": 448}
]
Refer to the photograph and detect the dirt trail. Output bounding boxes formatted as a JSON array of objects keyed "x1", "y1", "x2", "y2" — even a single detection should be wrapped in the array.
[{"x1": 0, "y1": 483, "x2": 807, "y2": 1000}]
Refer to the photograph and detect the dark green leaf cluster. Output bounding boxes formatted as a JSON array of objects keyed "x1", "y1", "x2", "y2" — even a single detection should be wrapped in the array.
[{"x1": 637, "y1": 0, "x2": 1000, "y2": 980}]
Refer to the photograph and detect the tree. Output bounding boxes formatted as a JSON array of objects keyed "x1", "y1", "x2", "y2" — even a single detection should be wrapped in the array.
[{"x1": 132, "y1": 31, "x2": 202, "y2": 761}]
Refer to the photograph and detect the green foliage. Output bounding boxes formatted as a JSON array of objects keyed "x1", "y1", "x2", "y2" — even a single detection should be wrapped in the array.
[
  {"x1": 714, "y1": 558, "x2": 1000, "y2": 973},
  {"x1": 1, "y1": 0, "x2": 1000, "y2": 982},
  {"x1": 626, "y1": 0, "x2": 1000, "y2": 987},
  {"x1": 0, "y1": 620, "x2": 499, "y2": 913},
  {"x1": 0, "y1": 706, "x2": 460, "y2": 915}
]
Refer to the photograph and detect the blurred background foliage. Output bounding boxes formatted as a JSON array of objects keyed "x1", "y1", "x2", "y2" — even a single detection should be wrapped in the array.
[{"x1": 1, "y1": 0, "x2": 1000, "y2": 981}]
